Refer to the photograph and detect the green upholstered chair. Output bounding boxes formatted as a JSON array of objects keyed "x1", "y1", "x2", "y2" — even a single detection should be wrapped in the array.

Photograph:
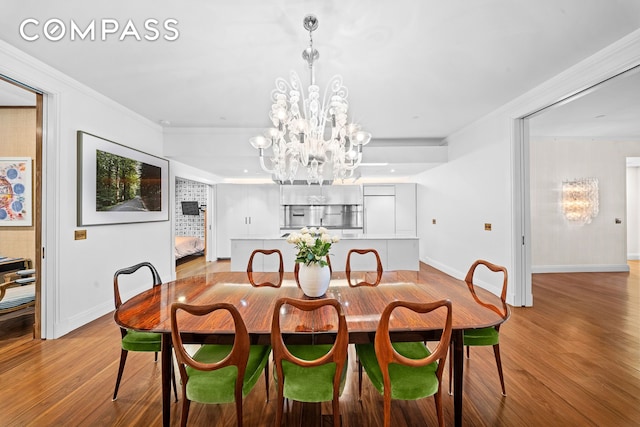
[
  {"x1": 271, "y1": 297, "x2": 349, "y2": 427},
  {"x1": 345, "y1": 248, "x2": 384, "y2": 398},
  {"x1": 112, "y1": 262, "x2": 177, "y2": 401},
  {"x1": 450, "y1": 259, "x2": 509, "y2": 396},
  {"x1": 356, "y1": 299, "x2": 452, "y2": 427},
  {"x1": 171, "y1": 302, "x2": 271, "y2": 427},
  {"x1": 246, "y1": 248, "x2": 288, "y2": 402}
]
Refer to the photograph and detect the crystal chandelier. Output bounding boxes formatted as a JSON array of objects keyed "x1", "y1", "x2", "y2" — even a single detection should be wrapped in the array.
[{"x1": 249, "y1": 14, "x2": 372, "y2": 185}]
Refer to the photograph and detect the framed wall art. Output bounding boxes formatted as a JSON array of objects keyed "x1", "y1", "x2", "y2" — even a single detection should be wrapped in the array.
[
  {"x1": 77, "y1": 131, "x2": 169, "y2": 226},
  {"x1": 0, "y1": 157, "x2": 32, "y2": 227}
]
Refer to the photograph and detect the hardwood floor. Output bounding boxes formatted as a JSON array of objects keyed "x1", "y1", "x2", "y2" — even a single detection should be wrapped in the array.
[{"x1": 1, "y1": 259, "x2": 639, "y2": 426}]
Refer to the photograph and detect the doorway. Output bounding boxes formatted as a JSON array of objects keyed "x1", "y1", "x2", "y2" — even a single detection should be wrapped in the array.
[
  {"x1": 517, "y1": 65, "x2": 640, "y2": 303},
  {"x1": 0, "y1": 76, "x2": 43, "y2": 339}
]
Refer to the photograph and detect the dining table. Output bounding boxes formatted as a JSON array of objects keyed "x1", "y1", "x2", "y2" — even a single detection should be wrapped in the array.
[{"x1": 114, "y1": 270, "x2": 507, "y2": 427}]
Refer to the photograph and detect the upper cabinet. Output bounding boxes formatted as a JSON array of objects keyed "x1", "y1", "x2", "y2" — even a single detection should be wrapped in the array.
[{"x1": 216, "y1": 184, "x2": 280, "y2": 258}]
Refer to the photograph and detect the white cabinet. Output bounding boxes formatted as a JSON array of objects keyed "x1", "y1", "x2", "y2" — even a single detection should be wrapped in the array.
[
  {"x1": 387, "y1": 238, "x2": 419, "y2": 270},
  {"x1": 216, "y1": 184, "x2": 280, "y2": 258},
  {"x1": 363, "y1": 184, "x2": 416, "y2": 236},
  {"x1": 395, "y1": 183, "x2": 417, "y2": 236}
]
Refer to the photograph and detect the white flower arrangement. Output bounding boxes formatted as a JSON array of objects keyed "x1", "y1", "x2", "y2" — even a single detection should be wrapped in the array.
[{"x1": 286, "y1": 226, "x2": 340, "y2": 267}]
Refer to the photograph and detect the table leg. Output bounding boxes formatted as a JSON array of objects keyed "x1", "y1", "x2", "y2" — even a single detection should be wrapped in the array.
[
  {"x1": 452, "y1": 329, "x2": 463, "y2": 427},
  {"x1": 161, "y1": 333, "x2": 171, "y2": 427}
]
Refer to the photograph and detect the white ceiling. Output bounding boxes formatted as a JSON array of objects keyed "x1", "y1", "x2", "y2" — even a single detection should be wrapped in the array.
[
  {"x1": 1, "y1": 1, "x2": 640, "y2": 180},
  {"x1": 530, "y1": 67, "x2": 640, "y2": 139}
]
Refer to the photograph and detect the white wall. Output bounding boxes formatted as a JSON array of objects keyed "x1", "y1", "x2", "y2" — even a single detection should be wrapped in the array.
[
  {"x1": 415, "y1": 29, "x2": 640, "y2": 305},
  {"x1": 0, "y1": 40, "x2": 216, "y2": 338},
  {"x1": 530, "y1": 138, "x2": 639, "y2": 272},
  {"x1": 627, "y1": 167, "x2": 640, "y2": 259},
  {"x1": 415, "y1": 112, "x2": 514, "y2": 298}
]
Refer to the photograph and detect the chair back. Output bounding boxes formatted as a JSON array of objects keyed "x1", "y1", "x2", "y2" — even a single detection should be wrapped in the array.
[
  {"x1": 271, "y1": 297, "x2": 348, "y2": 392},
  {"x1": 113, "y1": 262, "x2": 162, "y2": 310},
  {"x1": 465, "y1": 259, "x2": 509, "y2": 319},
  {"x1": 374, "y1": 299, "x2": 452, "y2": 427},
  {"x1": 171, "y1": 302, "x2": 250, "y2": 405},
  {"x1": 293, "y1": 255, "x2": 332, "y2": 288},
  {"x1": 346, "y1": 249, "x2": 383, "y2": 287},
  {"x1": 247, "y1": 249, "x2": 284, "y2": 287}
]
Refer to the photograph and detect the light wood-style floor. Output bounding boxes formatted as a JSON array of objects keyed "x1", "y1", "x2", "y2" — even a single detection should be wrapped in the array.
[{"x1": 1, "y1": 259, "x2": 639, "y2": 426}]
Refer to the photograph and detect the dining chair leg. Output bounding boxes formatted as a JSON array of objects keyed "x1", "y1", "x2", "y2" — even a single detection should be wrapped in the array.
[
  {"x1": 493, "y1": 343, "x2": 506, "y2": 396},
  {"x1": 358, "y1": 360, "x2": 363, "y2": 401},
  {"x1": 112, "y1": 349, "x2": 128, "y2": 400},
  {"x1": 448, "y1": 348, "x2": 453, "y2": 395},
  {"x1": 171, "y1": 362, "x2": 179, "y2": 402},
  {"x1": 276, "y1": 383, "x2": 284, "y2": 427},
  {"x1": 434, "y1": 391, "x2": 444, "y2": 427},
  {"x1": 235, "y1": 395, "x2": 244, "y2": 427},
  {"x1": 264, "y1": 364, "x2": 270, "y2": 402},
  {"x1": 180, "y1": 397, "x2": 191, "y2": 427},
  {"x1": 382, "y1": 390, "x2": 392, "y2": 427},
  {"x1": 154, "y1": 351, "x2": 158, "y2": 362},
  {"x1": 333, "y1": 393, "x2": 341, "y2": 427},
  {"x1": 466, "y1": 345, "x2": 470, "y2": 358}
]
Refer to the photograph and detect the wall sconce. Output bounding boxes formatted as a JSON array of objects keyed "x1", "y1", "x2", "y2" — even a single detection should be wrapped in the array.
[{"x1": 562, "y1": 178, "x2": 599, "y2": 224}]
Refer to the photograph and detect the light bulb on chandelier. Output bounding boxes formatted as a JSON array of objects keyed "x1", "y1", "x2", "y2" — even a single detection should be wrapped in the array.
[{"x1": 249, "y1": 14, "x2": 371, "y2": 185}]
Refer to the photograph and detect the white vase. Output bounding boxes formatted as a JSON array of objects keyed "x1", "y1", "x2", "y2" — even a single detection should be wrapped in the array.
[{"x1": 297, "y1": 263, "x2": 331, "y2": 297}]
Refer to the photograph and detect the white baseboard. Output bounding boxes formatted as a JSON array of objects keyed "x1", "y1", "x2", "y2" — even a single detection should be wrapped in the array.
[
  {"x1": 54, "y1": 300, "x2": 113, "y2": 338},
  {"x1": 420, "y1": 256, "x2": 505, "y2": 299},
  {"x1": 531, "y1": 264, "x2": 630, "y2": 273},
  {"x1": 627, "y1": 253, "x2": 640, "y2": 260}
]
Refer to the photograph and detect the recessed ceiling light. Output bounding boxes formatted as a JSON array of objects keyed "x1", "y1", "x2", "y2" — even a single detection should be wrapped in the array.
[
  {"x1": 390, "y1": 169, "x2": 396, "y2": 173},
  {"x1": 243, "y1": 169, "x2": 249, "y2": 173}
]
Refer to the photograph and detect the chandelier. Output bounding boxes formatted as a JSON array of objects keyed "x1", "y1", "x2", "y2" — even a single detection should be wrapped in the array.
[{"x1": 249, "y1": 14, "x2": 372, "y2": 185}]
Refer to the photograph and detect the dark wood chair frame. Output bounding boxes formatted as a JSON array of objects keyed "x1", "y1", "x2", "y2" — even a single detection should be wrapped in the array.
[
  {"x1": 345, "y1": 249, "x2": 383, "y2": 287},
  {"x1": 247, "y1": 249, "x2": 284, "y2": 288},
  {"x1": 112, "y1": 262, "x2": 178, "y2": 401},
  {"x1": 171, "y1": 302, "x2": 252, "y2": 427},
  {"x1": 374, "y1": 299, "x2": 453, "y2": 427},
  {"x1": 449, "y1": 259, "x2": 509, "y2": 396},
  {"x1": 271, "y1": 297, "x2": 348, "y2": 427}
]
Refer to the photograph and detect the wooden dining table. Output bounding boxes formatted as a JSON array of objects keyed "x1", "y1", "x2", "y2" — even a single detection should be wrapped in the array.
[{"x1": 114, "y1": 270, "x2": 507, "y2": 427}]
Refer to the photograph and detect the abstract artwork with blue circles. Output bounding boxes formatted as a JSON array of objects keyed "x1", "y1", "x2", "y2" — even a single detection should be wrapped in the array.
[{"x1": 0, "y1": 158, "x2": 32, "y2": 226}]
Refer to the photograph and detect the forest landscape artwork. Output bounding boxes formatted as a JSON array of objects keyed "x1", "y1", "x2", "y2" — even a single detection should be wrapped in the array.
[
  {"x1": 96, "y1": 150, "x2": 161, "y2": 212},
  {"x1": 77, "y1": 131, "x2": 168, "y2": 226}
]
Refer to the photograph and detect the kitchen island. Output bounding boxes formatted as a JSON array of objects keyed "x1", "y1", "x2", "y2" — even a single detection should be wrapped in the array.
[{"x1": 230, "y1": 234, "x2": 419, "y2": 272}]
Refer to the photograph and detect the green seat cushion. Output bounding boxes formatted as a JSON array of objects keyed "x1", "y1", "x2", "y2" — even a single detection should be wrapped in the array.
[
  {"x1": 121, "y1": 330, "x2": 162, "y2": 352},
  {"x1": 463, "y1": 327, "x2": 499, "y2": 346},
  {"x1": 356, "y1": 342, "x2": 439, "y2": 400},
  {"x1": 185, "y1": 344, "x2": 271, "y2": 404},
  {"x1": 278, "y1": 344, "x2": 348, "y2": 403}
]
